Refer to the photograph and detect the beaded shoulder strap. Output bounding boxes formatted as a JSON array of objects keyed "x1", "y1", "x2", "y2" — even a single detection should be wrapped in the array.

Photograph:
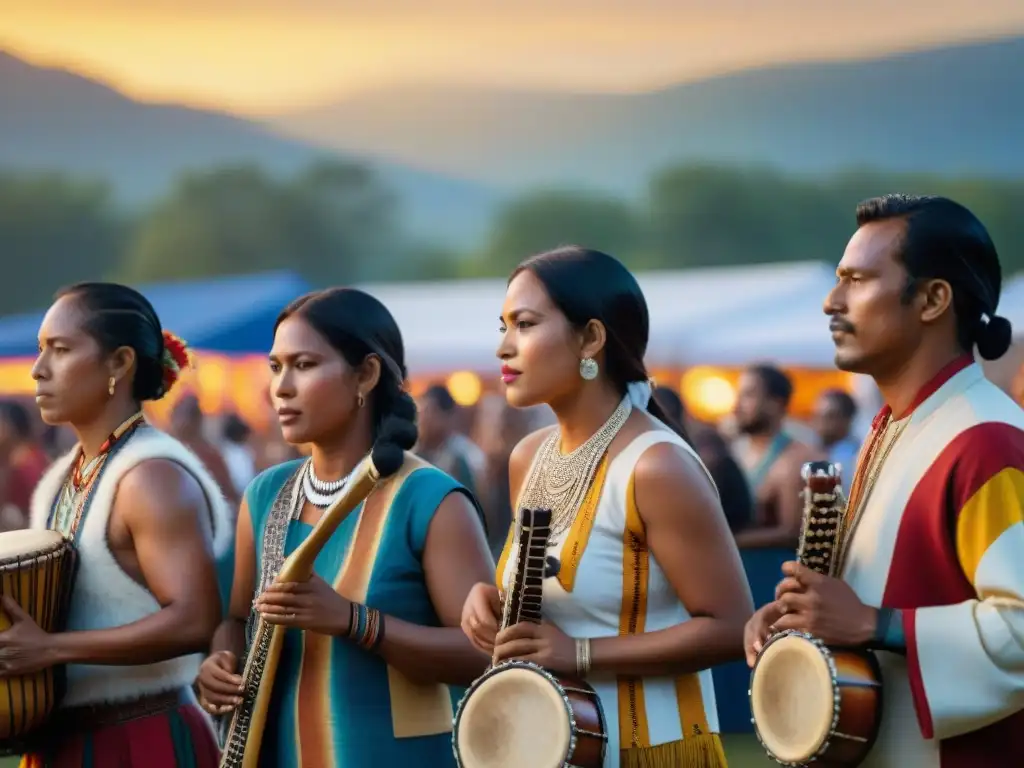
[
  {"x1": 246, "y1": 463, "x2": 303, "y2": 648},
  {"x1": 254, "y1": 462, "x2": 304, "y2": 597}
]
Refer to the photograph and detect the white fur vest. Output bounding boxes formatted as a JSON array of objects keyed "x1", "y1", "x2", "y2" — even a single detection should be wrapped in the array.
[{"x1": 30, "y1": 427, "x2": 233, "y2": 706}]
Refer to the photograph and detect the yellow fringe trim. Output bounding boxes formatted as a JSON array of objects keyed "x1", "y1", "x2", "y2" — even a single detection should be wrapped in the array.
[{"x1": 620, "y1": 733, "x2": 728, "y2": 768}]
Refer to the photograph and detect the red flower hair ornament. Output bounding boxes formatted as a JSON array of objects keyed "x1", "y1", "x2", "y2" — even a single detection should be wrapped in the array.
[{"x1": 161, "y1": 330, "x2": 194, "y2": 394}]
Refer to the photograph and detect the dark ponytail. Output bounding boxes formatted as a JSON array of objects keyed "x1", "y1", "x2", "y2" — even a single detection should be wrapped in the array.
[
  {"x1": 974, "y1": 313, "x2": 1013, "y2": 361},
  {"x1": 275, "y1": 287, "x2": 418, "y2": 445},
  {"x1": 512, "y1": 246, "x2": 691, "y2": 445},
  {"x1": 370, "y1": 369, "x2": 419, "y2": 445},
  {"x1": 648, "y1": 387, "x2": 691, "y2": 444}
]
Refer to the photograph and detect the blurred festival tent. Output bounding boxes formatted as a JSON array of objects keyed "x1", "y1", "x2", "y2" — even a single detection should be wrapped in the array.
[
  {"x1": 0, "y1": 270, "x2": 311, "y2": 358},
  {"x1": 985, "y1": 272, "x2": 1024, "y2": 400},
  {"x1": 363, "y1": 261, "x2": 838, "y2": 374},
  {"x1": 361, "y1": 261, "x2": 853, "y2": 422},
  {"x1": 2, "y1": 265, "x2": 1020, "y2": 429},
  {"x1": 0, "y1": 270, "x2": 311, "y2": 425},
  {"x1": 997, "y1": 272, "x2": 1024, "y2": 332}
]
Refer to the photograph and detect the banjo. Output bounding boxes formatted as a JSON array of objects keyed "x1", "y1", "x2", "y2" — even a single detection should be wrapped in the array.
[
  {"x1": 452, "y1": 507, "x2": 608, "y2": 768},
  {"x1": 749, "y1": 461, "x2": 884, "y2": 767}
]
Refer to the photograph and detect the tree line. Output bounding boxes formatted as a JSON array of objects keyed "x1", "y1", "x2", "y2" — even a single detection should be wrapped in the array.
[{"x1": 2, "y1": 160, "x2": 1023, "y2": 314}]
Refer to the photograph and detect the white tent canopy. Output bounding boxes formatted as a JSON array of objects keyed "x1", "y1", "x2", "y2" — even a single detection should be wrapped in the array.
[
  {"x1": 683, "y1": 289, "x2": 837, "y2": 368},
  {"x1": 354, "y1": 277, "x2": 509, "y2": 375},
  {"x1": 997, "y1": 273, "x2": 1024, "y2": 335},
  {"x1": 640, "y1": 262, "x2": 836, "y2": 365},
  {"x1": 360, "y1": 264, "x2": 1024, "y2": 375},
  {"x1": 358, "y1": 262, "x2": 838, "y2": 375}
]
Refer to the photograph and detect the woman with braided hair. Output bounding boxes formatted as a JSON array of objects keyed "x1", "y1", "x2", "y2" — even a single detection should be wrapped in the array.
[
  {"x1": 196, "y1": 287, "x2": 493, "y2": 767},
  {"x1": 16, "y1": 282, "x2": 232, "y2": 767}
]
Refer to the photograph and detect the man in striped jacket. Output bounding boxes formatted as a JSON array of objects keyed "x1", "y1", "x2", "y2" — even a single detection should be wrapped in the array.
[{"x1": 746, "y1": 194, "x2": 1024, "y2": 767}]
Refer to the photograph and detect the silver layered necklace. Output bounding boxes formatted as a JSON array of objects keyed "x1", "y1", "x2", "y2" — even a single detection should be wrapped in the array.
[
  {"x1": 301, "y1": 459, "x2": 355, "y2": 509},
  {"x1": 518, "y1": 395, "x2": 632, "y2": 537}
]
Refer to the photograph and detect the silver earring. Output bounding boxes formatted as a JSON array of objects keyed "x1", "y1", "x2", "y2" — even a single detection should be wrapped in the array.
[{"x1": 579, "y1": 358, "x2": 599, "y2": 381}]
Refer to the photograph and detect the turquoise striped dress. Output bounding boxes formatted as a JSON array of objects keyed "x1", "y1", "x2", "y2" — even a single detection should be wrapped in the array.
[{"x1": 242, "y1": 457, "x2": 469, "y2": 768}]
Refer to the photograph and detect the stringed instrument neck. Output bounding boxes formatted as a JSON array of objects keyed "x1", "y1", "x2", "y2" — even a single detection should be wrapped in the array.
[
  {"x1": 796, "y1": 460, "x2": 845, "y2": 578},
  {"x1": 500, "y1": 507, "x2": 559, "y2": 631}
]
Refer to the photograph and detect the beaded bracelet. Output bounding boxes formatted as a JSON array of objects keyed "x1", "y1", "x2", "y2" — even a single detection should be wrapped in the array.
[{"x1": 347, "y1": 601, "x2": 386, "y2": 651}]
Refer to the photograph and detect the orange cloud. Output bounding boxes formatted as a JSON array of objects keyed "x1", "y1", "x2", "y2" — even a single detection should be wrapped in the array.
[{"x1": 1, "y1": 0, "x2": 1022, "y2": 114}]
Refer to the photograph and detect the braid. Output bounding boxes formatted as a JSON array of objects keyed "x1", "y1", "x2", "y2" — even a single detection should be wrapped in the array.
[{"x1": 371, "y1": 370, "x2": 418, "y2": 445}]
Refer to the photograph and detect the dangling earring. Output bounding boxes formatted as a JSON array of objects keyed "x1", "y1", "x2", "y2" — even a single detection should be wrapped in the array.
[
  {"x1": 579, "y1": 358, "x2": 599, "y2": 381},
  {"x1": 357, "y1": 392, "x2": 365, "y2": 408},
  {"x1": 108, "y1": 376, "x2": 116, "y2": 397}
]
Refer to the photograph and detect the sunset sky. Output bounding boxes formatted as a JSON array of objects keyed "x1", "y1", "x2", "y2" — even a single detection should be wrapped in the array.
[{"x1": 2, "y1": 0, "x2": 1023, "y2": 115}]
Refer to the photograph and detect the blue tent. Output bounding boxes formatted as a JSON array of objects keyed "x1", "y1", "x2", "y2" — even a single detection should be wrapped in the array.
[{"x1": 0, "y1": 271, "x2": 311, "y2": 357}]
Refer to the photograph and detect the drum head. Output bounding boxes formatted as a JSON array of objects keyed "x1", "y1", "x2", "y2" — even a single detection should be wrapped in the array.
[
  {"x1": 0, "y1": 529, "x2": 65, "y2": 560},
  {"x1": 456, "y1": 667, "x2": 571, "y2": 768},
  {"x1": 751, "y1": 635, "x2": 835, "y2": 764}
]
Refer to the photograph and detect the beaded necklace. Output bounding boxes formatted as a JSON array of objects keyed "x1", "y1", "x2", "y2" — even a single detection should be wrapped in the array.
[
  {"x1": 517, "y1": 396, "x2": 631, "y2": 537},
  {"x1": 51, "y1": 412, "x2": 147, "y2": 540}
]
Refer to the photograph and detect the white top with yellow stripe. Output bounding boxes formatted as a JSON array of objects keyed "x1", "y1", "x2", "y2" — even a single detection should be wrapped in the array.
[{"x1": 497, "y1": 428, "x2": 721, "y2": 768}]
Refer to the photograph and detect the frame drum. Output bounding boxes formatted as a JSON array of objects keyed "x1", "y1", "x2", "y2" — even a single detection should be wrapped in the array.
[
  {"x1": 453, "y1": 661, "x2": 606, "y2": 768},
  {"x1": 749, "y1": 631, "x2": 882, "y2": 767},
  {"x1": 0, "y1": 529, "x2": 74, "y2": 748}
]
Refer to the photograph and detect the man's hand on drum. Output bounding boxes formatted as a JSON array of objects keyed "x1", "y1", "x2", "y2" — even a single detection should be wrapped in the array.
[
  {"x1": 770, "y1": 561, "x2": 877, "y2": 647},
  {"x1": 0, "y1": 595, "x2": 59, "y2": 676},
  {"x1": 253, "y1": 576, "x2": 351, "y2": 635},
  {"x1": 196, "y1": 650, "x2": 243, "y2": 716},
  {"x1": 461, "y1": 582, "x2": 502, "y2": 654},
  {"x1": 492, "y1": 621, "x2": 576, "y2": 676}
]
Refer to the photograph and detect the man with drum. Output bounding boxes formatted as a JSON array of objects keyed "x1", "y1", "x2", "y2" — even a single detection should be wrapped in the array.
[{"x1": 744, "y1": 195, "x2": 1024, "y2": 766}]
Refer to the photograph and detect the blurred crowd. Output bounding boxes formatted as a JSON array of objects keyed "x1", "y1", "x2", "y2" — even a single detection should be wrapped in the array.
[{"x1": 0, "y1": 363, "x2": 862, "y2": 554}]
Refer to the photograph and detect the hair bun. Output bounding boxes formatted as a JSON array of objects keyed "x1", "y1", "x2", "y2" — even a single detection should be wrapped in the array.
[
  {"x1": 160, "y1": 330, "x2": 194, "y2": 393},
  {"x1": 976, "y1": 314, "x2": 1013, "y2": 361}
]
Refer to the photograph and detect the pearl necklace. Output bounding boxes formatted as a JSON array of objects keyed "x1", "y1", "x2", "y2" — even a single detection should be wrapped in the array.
[{"x1": 301, "y1": 459, "x2": 354, "y2": 509}]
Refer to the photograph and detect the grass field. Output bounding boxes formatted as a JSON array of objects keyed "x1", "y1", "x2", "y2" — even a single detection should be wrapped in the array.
[
  {"x1": 0, "y1": 735, "x2": 775, "y2": 767},
  {"x1": 723, "y1": 734, "x2": 777, "y2": 766}
]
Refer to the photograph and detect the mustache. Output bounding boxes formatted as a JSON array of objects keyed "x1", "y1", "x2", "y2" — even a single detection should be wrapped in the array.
[{"x1": 829, "y1": 316, "x2": 855, "y2": 334}]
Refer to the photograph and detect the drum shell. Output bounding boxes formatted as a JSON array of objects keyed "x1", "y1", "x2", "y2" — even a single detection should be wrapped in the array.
[
  {"x1": 820, "y1": 648, "x2": 883, "y2": 766},
  {"x1": 453, "y1": 661, "x2": 608, "y2": 768},
  {"x1": 556, "y1": 677, "x2": 606, "y2": 767},
  {"x1": 0, "y1": 533, "x2": 74, "y2": 750},
  {"x1": 750, "y1": 631, "x2": 883, "y2": 768}
]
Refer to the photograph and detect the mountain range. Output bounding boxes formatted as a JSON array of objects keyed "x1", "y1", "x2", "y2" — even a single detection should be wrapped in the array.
[
  {"x1": 1, "y1": 35, "x2": 1022, "y2": 248},
  {"x1": 0, "y1": 51, "x2": 499, "y2": 245},
  {"x1": 273, "y1": 35, "x2": 1024, "y2": 193}
]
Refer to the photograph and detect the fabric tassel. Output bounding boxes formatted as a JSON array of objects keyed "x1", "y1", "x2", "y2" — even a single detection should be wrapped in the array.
[{"x1": 620, "y1": 733, "x2": 729, "y2": 768}]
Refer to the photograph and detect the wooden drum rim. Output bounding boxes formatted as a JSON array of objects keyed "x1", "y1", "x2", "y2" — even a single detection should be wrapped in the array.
[
  {"x1": 453, "y1": 660, "x2": 580, "y2": 768},
  {"x1": 0, "y1": 531, "x2": 69, "y2": 572},
  {"x1": 749, "y1": 630, "x2": 841, "y2": 767}
]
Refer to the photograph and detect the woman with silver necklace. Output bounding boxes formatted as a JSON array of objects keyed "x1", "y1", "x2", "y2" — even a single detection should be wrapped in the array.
[
  {"x1": 461, "y1": 246, "x2": 754, "y2": 768},
  {"x1": 196, "y1": 287, "x2": 494, "y2": 768}
]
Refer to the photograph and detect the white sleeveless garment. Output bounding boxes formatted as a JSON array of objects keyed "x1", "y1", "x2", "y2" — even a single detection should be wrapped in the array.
[
  {"x1": 497, "y1": 428, "x2": 722, "y2": 768},
  {"x1": 30, "y1": 427, "x2": 233, "y2": 707}
]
